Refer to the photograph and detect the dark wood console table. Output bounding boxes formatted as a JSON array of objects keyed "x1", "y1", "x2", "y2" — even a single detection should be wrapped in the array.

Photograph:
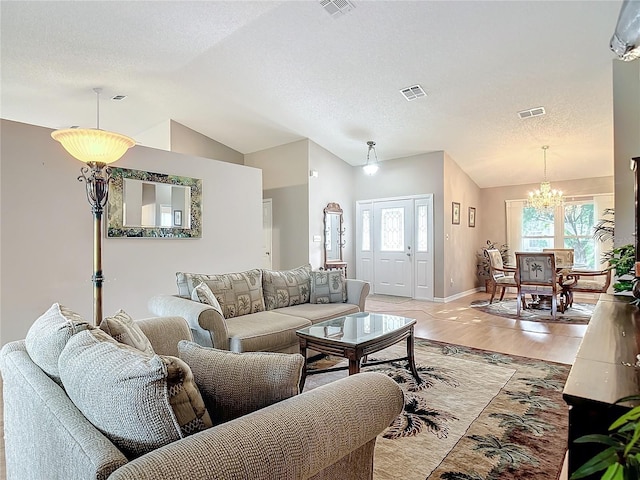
[{"x1": 563, "y1": 294, "x2": 640, "y2": 478}]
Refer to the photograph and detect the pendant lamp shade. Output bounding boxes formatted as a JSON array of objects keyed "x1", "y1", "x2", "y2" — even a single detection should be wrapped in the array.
[{"x1": 51, "y1": 128, "x2": 135, "y2": 165}]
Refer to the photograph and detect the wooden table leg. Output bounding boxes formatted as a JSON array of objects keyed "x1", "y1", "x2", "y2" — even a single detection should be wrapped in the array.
[
  {"x1": 299, "y1": 338, "x2": 308, "y2": 391},
  {"x1": 347, "y1": 348, "x2": 361, "y2": 375},
  {"x1": 406, "y1": 328, "x2": 421, "y2": 383}
]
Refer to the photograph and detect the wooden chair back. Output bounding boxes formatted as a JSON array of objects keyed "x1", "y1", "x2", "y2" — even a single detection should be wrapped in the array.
[{"x1": 542, "y1": 248, "x2": 574, "y2": 268}]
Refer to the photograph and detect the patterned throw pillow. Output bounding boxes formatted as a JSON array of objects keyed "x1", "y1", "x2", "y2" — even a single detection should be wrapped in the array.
[
  {"x1": 25, "y1": 303, "x2": 91, "y2": 382},
  {"x1": 58, "y1": 328, "x2": 212, "y2": 459},
  {"x1": 262, "y1": 264, "x2": 312, "y2": 310},
  {"x1": 100, "y1": 309, "x2": 155, "y2": 355},
  {"x1": 177, "y1": 269, "x2": 265, "y2": 318},
  {"x1": 190, "y1": 281, "x2": 224, "y2": 317},
  {"x1": 310, "y1": 270, "x2": 347, "y2": 304}
]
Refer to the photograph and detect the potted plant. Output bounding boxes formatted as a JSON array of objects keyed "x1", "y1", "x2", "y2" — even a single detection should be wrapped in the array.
[
  {"x1": 476, "y1": 240, "x2": 509, "y2": 292},
  {"x1": 570, "y1": 395, "x2": 640, "y2": 479}
]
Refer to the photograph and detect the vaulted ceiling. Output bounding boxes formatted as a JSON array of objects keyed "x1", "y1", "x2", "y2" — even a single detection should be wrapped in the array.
[{"x1": 0, "y1": 1, "x2": 625, "y2": 188}]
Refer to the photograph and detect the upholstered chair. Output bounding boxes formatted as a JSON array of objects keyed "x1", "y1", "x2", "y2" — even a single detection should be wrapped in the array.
[
  {"x1": 515, "y1": 252, "x2": 562, "y2": 320},
  {"x1": 561, "y1": 264, "x2": 612, "y2": 307},
  {"x1": 486, "y1": 248, "x2": 516, "y2": 304},
  {"x1": 542, "y1": 248, "x2": 575, "y2": 269}
]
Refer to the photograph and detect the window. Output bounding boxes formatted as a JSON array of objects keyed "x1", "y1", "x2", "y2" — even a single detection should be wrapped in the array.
[{"x1": 507, "y1": 194, "x2": 613, "y2": 269}]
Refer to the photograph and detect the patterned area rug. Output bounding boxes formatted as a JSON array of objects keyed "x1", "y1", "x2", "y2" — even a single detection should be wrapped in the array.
[
  {"x1": 469, "y1": 298, "x2": 593, "y2": 324},
  {"x1": 305, "y1": 339, "x2": 569, "y2": 480}
]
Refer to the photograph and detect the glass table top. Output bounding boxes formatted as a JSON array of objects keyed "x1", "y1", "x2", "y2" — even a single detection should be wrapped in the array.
[{"x1": 296, "y1": 312, "x2": 415, "y2": 345}]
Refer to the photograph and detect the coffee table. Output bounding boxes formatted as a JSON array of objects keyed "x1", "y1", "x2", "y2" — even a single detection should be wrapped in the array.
[{"x1": 296, "y1": 312, "x2": 421, "y2": 390}]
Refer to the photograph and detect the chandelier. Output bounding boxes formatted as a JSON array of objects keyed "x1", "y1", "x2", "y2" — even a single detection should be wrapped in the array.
[
  {"x1": 527, "y1": 145, "x2": 563, "y2": 210},
  {"x1": 362, "y1": 140, "x2": 379, "y2": 175}
]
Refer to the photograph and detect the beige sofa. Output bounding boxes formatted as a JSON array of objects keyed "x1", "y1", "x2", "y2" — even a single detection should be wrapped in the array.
[
  {"x1": 1, "y1": 305, "x2": 403, "y2": 480},
  {"x1": 148, "y1": 265, "x2": 370, "y2": 353}
]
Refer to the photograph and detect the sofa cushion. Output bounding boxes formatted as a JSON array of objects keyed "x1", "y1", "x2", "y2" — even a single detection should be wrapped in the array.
[
  {"x1": 177, "y1": 269, "x2": 265, "y2": 318},
  {"x1": 100, "y1": 309, "x2": 155, "y2": 355},
  {"x1": 58, "y1": 328, "x2": 212, "y2": 459},
  {"x1": 178, "y1": 340, "x2": 303, "y2": 424},
  {"x1": 276, "y1": 303, "x2": 360, "y2": 324},
  {"x1": 25, "y1": 303, "x2": 91, "y2": 382},
  {"x1": 262, "y1": 264, "x2": 312, "y2": 310},
  {"x1": 190, "y1": 281, "x2": 224, "y2": 316},
  {"x1": 310, "y1": 270, "x2": 347, "y2": 304},
  {"x1": 224, "y1": 311, "x2": 311, "y2": 353}
]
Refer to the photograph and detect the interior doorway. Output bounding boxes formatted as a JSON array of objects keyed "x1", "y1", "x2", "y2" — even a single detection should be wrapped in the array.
[
  {"x1": 355, "y1": 195, "x2": 434, "y2": 300},
  {"x1": 262, "y1": 198, "x2": 272, "y2": 270}
]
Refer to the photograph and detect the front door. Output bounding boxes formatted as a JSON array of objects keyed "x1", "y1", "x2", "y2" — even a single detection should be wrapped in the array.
[{"x1": 373, "y1": 199, "x2": 413, "y2": 296}]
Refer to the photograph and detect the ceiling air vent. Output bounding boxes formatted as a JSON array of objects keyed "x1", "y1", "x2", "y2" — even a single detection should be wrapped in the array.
[
  {"x1": 518, "y1": 106, "x2": 546, "y2": 119},
  {"x1": 111, "y1": 95, "x2": 127, "y2": 101},
  {"x1": 319, "y1": 0, "x2": 355, "y2": 18},
  {"x1": 400, "y1": 84, "x2": 427, "y2": 101}
]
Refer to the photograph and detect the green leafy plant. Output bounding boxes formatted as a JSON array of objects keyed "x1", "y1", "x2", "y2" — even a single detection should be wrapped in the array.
[
  {"x1": 606, "y1": 244, "x2": 636, "y2": 293},
  {"x1": 570, "y1": 395, "x2": 640, "y2": 480}
]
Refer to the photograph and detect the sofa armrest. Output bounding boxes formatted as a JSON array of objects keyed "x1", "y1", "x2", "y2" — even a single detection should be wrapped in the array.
[
  {"x1": 345, "y1": 279, "x2": 371, "y2": 311},
  {"x1": 107, "y1": 372, "x2": 403, "y2": 480},
  {"x1": 148, "y1": 295, "x2": 230, "y2": 350},
  {"x1": 178, "y1": 340, "x2": 304, "y2": 424},
  {"x1": 136, "y1": 316, "x2": 193, "y2": 357}
]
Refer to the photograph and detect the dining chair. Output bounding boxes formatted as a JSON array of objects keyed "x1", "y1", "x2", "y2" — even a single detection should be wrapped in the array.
[
  {"x1": 486, "y1": 248, "x2": 516, "y2": 304},
  {"x1": 515, "y1": 252, "x2": 563, "y2": 320},
  {"x1": 542, "y1": 248, "x2": 575, "y2": 269},
  {"x1": 561, "y1": 264, "x2": 612, "y2": 307}
]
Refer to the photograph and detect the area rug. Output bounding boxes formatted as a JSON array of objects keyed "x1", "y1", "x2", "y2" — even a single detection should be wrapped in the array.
[
  {"x1": 469, "y1": 298, "x2": 593, "y2": 324},
  {"x1": 305, "y1": 339, "x2": 570, "y2": 480}
]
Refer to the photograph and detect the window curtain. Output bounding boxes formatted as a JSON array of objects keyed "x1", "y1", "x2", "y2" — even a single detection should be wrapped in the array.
[{"x1": 505, "y1": 199, "x2": 526, "y2": 264}]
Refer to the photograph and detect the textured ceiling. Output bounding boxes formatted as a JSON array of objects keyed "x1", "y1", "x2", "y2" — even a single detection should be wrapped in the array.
[{"x1": 0, "y1": 1, "x2": 626, "y2": 188}]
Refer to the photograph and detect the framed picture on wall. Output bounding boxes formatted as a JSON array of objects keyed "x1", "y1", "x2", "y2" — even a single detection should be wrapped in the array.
[
  {"x1": 452, "y1": 202, "x2": 461, "y2": 225},
  {"x1": 469, "y1": 207, "x2": 476, "y2": 227}
]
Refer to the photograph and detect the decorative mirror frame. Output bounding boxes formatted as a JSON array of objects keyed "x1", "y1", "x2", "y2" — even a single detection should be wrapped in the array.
[
  {"x1": 107, "y1": 167, "x2": 203, "y2": 238},
  {"x1": 323, "y1": 202, "x2": 344, "y2": 265}
]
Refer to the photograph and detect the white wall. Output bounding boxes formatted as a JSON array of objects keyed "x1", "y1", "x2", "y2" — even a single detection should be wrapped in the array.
[
  {"x1": 443, "y1": 153, "x2": 482, "y2": 299},
  {"x1": 135, "y1": 119, "x2": 171, "y2": 151},
  {"x1": 245, "y1": 140, "x2": 310, "y2": 270},
  {"x1": 308, "y1": 141, "x2": 355, "y2": 274},
  {"x1": 1, "y1": 119, "x2": 263, "y2": 344},
  {"x1": 170, "y1": 120, "x2": 244, "y2": 165},
  {"x1": 613, "y1": 59, "x2": 640, "y2": 247}
]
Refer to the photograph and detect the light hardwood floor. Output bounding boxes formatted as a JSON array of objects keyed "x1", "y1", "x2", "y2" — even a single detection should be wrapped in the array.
[
  {"x1": 0, "y1": 290, "x2": 586, "y2": 480},
  {"x1": 366, "y1": 290, "x2": 591, "y2": 480}
]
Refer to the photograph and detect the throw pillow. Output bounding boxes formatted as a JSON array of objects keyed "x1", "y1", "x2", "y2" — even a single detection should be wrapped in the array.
[
  {"x1": 177, "y1": 269, "x2": 265, "y2": 318},
  {"x1": 25, "y1": 303, "x2": 91, "y2": 382},
  {"x1": 262, "y1": 264, "x2": 312, "y2": 310},
  {"x1": 178, "y1": 340, "x2": 303, "y2": 424},
  {"x1": 310, "y1": 270, "x2": 347, "y2": 304},
  {"x1": 100, "y1": 309, "x2": 155, "y2": 355},
  {"x1": 190, "y1": 281, "x2": 224, "y2": 316},
  {"x1": 58, "y1": 328, "x2": 212, "y2": 459}
]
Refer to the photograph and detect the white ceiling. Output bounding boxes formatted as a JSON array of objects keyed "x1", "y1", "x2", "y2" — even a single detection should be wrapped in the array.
[{"x1": 0, "y1": 1, "x2": 626, "y2": 188}]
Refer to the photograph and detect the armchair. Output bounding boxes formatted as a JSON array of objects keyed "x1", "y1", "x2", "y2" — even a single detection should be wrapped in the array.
[
  {"x1": 486, "y1": 248, "x2": 516, "y2": 303},
  {"x1": 542, "y1": 248, "x2": 575, "y2": 268},
  {"x1": 515, "y1": 252, "x2": 563, "y2": 320},
  {"x1": 561, "y1": 265, "x2": 612, "y2": 307}
]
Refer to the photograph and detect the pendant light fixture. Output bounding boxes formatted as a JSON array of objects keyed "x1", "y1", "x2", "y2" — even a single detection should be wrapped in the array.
[
  {"x1": 527, "y1": 145, "x2": 564, "y2": 211},
  {"x1": 363, "y1": 140, "x2": 379, "y2": 175}
]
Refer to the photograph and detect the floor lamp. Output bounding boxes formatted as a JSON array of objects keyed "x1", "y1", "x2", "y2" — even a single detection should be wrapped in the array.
[{"x1": 51, "y1": 89, "x2": 135, "y2": 325}]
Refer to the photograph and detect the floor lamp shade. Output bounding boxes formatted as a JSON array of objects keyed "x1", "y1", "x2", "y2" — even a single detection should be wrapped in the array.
[{"x1": 51, "y1": 128, "x2": 135, "y2": 165}]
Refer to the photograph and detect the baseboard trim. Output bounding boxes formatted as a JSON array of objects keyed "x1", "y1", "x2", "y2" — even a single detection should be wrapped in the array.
[{"x1": 434, "y1": 287, "x2": 484, "y2": 303}]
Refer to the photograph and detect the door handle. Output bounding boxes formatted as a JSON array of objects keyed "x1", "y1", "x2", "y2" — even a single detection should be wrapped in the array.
[{"x1": 406, "y1": 253, "x2": 411, "y2": 257}]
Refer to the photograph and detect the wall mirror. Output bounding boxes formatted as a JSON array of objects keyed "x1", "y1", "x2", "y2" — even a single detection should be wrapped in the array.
[
  {"x1": 323, "y1": 202, "x2": 345, "y2": 270},
  {"x1": 107, "y1": 167, "x2": 202, "y2": 238}
]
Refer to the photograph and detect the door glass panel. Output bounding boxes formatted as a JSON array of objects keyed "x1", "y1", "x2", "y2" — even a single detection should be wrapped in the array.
[
  {"x1": 417, "y1": 205, "x2": 427, "y2": 252},
  {"x1": 380, "y1": 207, "x2": 404, "y2": 251},
  {"x1": 362, "y1": 210, "x2": 371, "y2": 251}
]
